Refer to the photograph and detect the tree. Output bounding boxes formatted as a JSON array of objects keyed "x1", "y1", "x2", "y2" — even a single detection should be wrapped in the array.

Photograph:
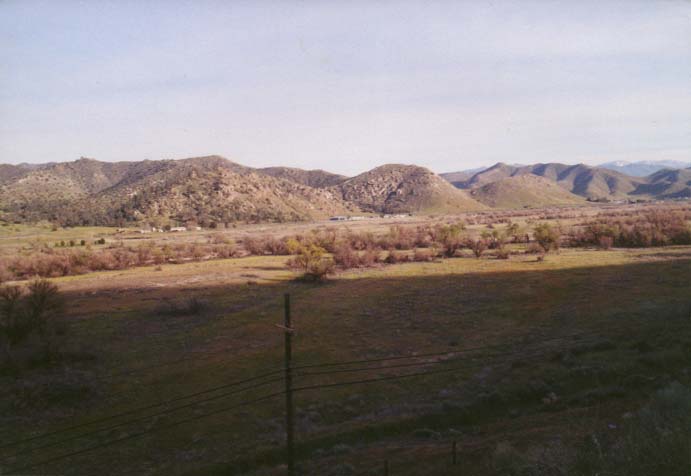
[
  {"x1": 533, "y1": 223, "x2": 561, "y2": 254},
  {"x1": 0, "y1": 279, "x2": 65, "y2": 365},
  {"x1": 287, "y1": 244, "x2": 334, "y2": 281},
  {"x1": 468, "y1": 238, "x2": 489, "y2": 259},
  {"x1": 437, "y1": 222, "x2": 466, "y2": 257},
  {"x1": 0, "y1": 285, "x2": 28, "y2": 364}
]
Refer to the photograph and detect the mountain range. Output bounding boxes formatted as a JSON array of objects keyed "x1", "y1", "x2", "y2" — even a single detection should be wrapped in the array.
[
  {"x1": 597, "y1": 160, "x2": 691, "y2": 177},
  {"x1": 0, "y1": 157, "x2": 689, "y2": 226}
]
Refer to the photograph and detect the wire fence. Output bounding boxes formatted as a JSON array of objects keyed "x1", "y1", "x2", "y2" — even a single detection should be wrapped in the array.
[{"x1": 1, "y1": 296, "x2": 686, "y2": 476}]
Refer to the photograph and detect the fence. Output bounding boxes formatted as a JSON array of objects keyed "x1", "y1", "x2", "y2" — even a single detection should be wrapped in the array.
[{"x1": 0, "y1": 294, "x2": 652, "y2": 475}]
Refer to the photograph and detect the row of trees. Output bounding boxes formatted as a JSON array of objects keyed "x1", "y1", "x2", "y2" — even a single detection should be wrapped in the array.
[
  {"x1": 568, "y1": 210, "x2": 691, "y2": 248},
  {"x1": 286, "y1": 222, "x2": 562, "y2": 281}
]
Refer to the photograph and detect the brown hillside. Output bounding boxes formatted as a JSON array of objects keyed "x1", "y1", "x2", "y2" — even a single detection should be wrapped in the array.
[
  {"x1": 453, "y1": 162, "x2": 643, "y2": 200},
  {"x1": 258, "y1": 166, "x2": 347, "y2": 188},
  {"x1": 470, "y1": 175, "x2": 587, "y2": 208},
  {"x1": 333, "y1": 164, "x2": 486, "y2": 213}
]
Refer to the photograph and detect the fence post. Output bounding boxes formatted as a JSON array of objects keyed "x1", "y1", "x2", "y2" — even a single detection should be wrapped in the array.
[{"x1": 284, "y1": 293, "x2": 296, "y2": 476}]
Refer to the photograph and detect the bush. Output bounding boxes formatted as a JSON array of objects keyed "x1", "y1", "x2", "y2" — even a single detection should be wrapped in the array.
[
  {"x1": 333, "y1": 243, "x2": 359, "y2": 269},
  {"x1": 468, "y1": 238, "x2": 489, "y2": 259},
  {"x1": 288, "y1": 244, "x2": 334, "y2": 281},
  {"x1": 0, "y1": 279, "x2": 65, "y2": 365},
  {"x1": 435, "y1": 222, "x2": 466, "y2": 257},
  {"x1": 533, "y1": 223, "x2": 560, "y2": 253},
  {"x1": 598, "y1": 235, "x2": 614, "y2": 250},
  {"x1": 413, "y1": 248, "x2": 435, "y2": 262},
  {"x1": 385, "y1": 250, "x2": 410, "y2": 264},
  {"x1": 495, "y1": 246, "x2": 511, "y2": 260},
  {"x1": 333, "y1": 243, "x2": 381, "y2": 269},
  {"x1": 243, "y1": 236, "x2": 267, "y2": 255},
  {"x1": 569, "y1": 210, "x2": 691, "y2": 248},
  {"x1": 380, "y1": 225, "x2": 417, "y2": 250}
]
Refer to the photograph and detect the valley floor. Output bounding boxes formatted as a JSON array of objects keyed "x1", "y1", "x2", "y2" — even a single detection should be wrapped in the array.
[{"x1": 1, "y1": 244, "x2": 691, "y2": 475}]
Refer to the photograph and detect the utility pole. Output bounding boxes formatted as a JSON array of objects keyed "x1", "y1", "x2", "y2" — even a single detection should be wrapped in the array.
[{"x1": 283, "y1": 293, "x2": 296, "y2": 476}]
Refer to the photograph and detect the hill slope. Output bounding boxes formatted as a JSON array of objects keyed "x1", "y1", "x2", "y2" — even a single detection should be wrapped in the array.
[
  {"x1": 333, "y1": 164, "x2": 486, "y2": 213},
  {"x1": 452, "y1": 162, "x2": 642, "y2": 200},
  {"x1": 0, "y1": 164, "x2": 32, "y2": 185},
  {"x1": 632, "y1": 168, "x2": 691, "y2": 198},
  {"x1": 258, "y1": 166, "x2": 347, "y2": 188},
  {"x1": 0, "y1": 156, "x2": 358, "y2": 225},
  {"x1": 470, "y1": 175, "x2": 587, "y2": 208}
]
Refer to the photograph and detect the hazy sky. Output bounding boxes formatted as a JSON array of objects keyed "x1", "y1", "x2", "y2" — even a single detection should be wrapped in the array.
[{"x1": 1, "y1": 0, "x2": 690, "y2": 175}]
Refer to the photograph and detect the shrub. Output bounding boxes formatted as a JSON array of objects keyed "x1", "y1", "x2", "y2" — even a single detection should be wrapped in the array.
[
  {"x1": 0, "y1": 279, "x2": 65, "y2": 364},
  {"x1": 380, "y1": 225, "x2": 416, "y2": 250},
  {"x1": 435, "y1": 222, "x2": 466, "y2": 257},
  {"x1": 413, "y1": 248, "x2": 435, "y2": 262},
  {"x1": 570, "y1": 210, "x2": 691, "y2": 248},
  {"x1": 526, "y1": 242, "x2": 545, "y2": 255},
  {"x1": 598, "y1": 235, "x2": 614, "y2": 250},
  {"x1": 533, "y1": 223, "x2": 560, "y2": 253},
  {"x1": 243, "y1": 236, "x2": 267, "y2": 255},
  {"x1": 385, "y1": 250, "x2": 410, "y2": 264},
  {"x1": 468, "y1": 238, "x2": 488, "y2": 259},
  {"x1": 496, "y1": 246, "x2": 511, "y2": 260},
  {"x1": 333, "y1": 243, "x2": 359, "y2": 269},
  {"x1": 343, "y1": 231, "x2": 378, "y2": 251},
  {"x1": 309, "y1": 228, "x2": 338, "y2": 253},
  {"x1": 288, "y1": 244, "x2": 334, "y2": 281}
]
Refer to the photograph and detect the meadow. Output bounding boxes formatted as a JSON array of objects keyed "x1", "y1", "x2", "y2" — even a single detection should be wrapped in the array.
[{"x1": 1, "y1": 202, "x2": 690, "y2": 476}]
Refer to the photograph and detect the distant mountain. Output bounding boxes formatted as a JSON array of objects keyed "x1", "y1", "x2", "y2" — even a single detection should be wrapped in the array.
[
  {"x1": 0, "y1": 156, "x2": 357, "y2": 225},
  {"x1": 0, "y1": 158, "x2": 180, "y2": 216},
  {"x1": 440, "y1": 166, "x2": 488, "y2": 186},
  {"x1": 2, "y1": 157, "x2": 488, "y2": 225},
  {"x1": 631, "y1": 168, "x2": 691, "y2": 199},
  {"x1": 452, "y1": 162, "x2": 643, "y2": 200},
  {"x1": 470, "y1": 175, "x2": 586, "y2": 208},
  {"x1": 599, "y1": 160, "x2": 691, "y2": 177},
  {"x1": 0, "y1": 164, "x2": 32, "y2": 185},
  {"x1": 333, "y1": 164, "x2": 487, "y2": 214},
  {"x1": 68, "y1": 157, "x2": 356, "y2": 226},
  {"x1": 258, "y1": 166, "x2": 347, "y2": 188},
  {"x1": 3, "y1": 156, "x2": 689, "y2": 226}
]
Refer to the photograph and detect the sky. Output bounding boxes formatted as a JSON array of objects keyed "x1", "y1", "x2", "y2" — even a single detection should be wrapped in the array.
[{"x1": 1, "y1": 0, "x2": 690, "y2": 176}]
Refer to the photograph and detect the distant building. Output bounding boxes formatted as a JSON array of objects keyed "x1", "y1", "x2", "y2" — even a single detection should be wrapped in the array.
[{"x1": 170, "y1": 226, "x2": 187, "y2": 232}]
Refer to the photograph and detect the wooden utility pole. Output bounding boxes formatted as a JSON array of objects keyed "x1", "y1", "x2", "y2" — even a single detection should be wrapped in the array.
[{"x1": 283, "y1": 293, "x2": 296, "y2": 476}]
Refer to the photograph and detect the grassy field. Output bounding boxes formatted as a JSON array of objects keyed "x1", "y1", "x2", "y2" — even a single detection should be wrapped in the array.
[{"x1": 1, "y1": 213, "x2": 691, "y2": 475}]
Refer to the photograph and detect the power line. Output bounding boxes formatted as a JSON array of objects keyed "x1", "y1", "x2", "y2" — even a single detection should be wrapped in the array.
[
  {"x1": 1, "y1": 328, "x2": 606, "y2": 455},
  {"x1": 291, "y1": 327, "x2": 604, "y2": 371},
  {"x1": 0, "y1": 368, "x2": 283, "y2": 452},
  {"x1": 4, "y1": 345, "x2": 548, "y2": 473},
  {"x1": 1, "y1": 375, "x2": 284, "y2": 463},
  {"x1": 1, "y1": 325, "x2": 634, "y2": 472},
  {"x1": 2, "y1": 334, "x2": 620, "y2": 474},
  {"x1": 5, "y1": 390, "x2": 286, "y2": 475},
  {"x1": 294, "y1": 336, "x2": 598, "y2": 378}
]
